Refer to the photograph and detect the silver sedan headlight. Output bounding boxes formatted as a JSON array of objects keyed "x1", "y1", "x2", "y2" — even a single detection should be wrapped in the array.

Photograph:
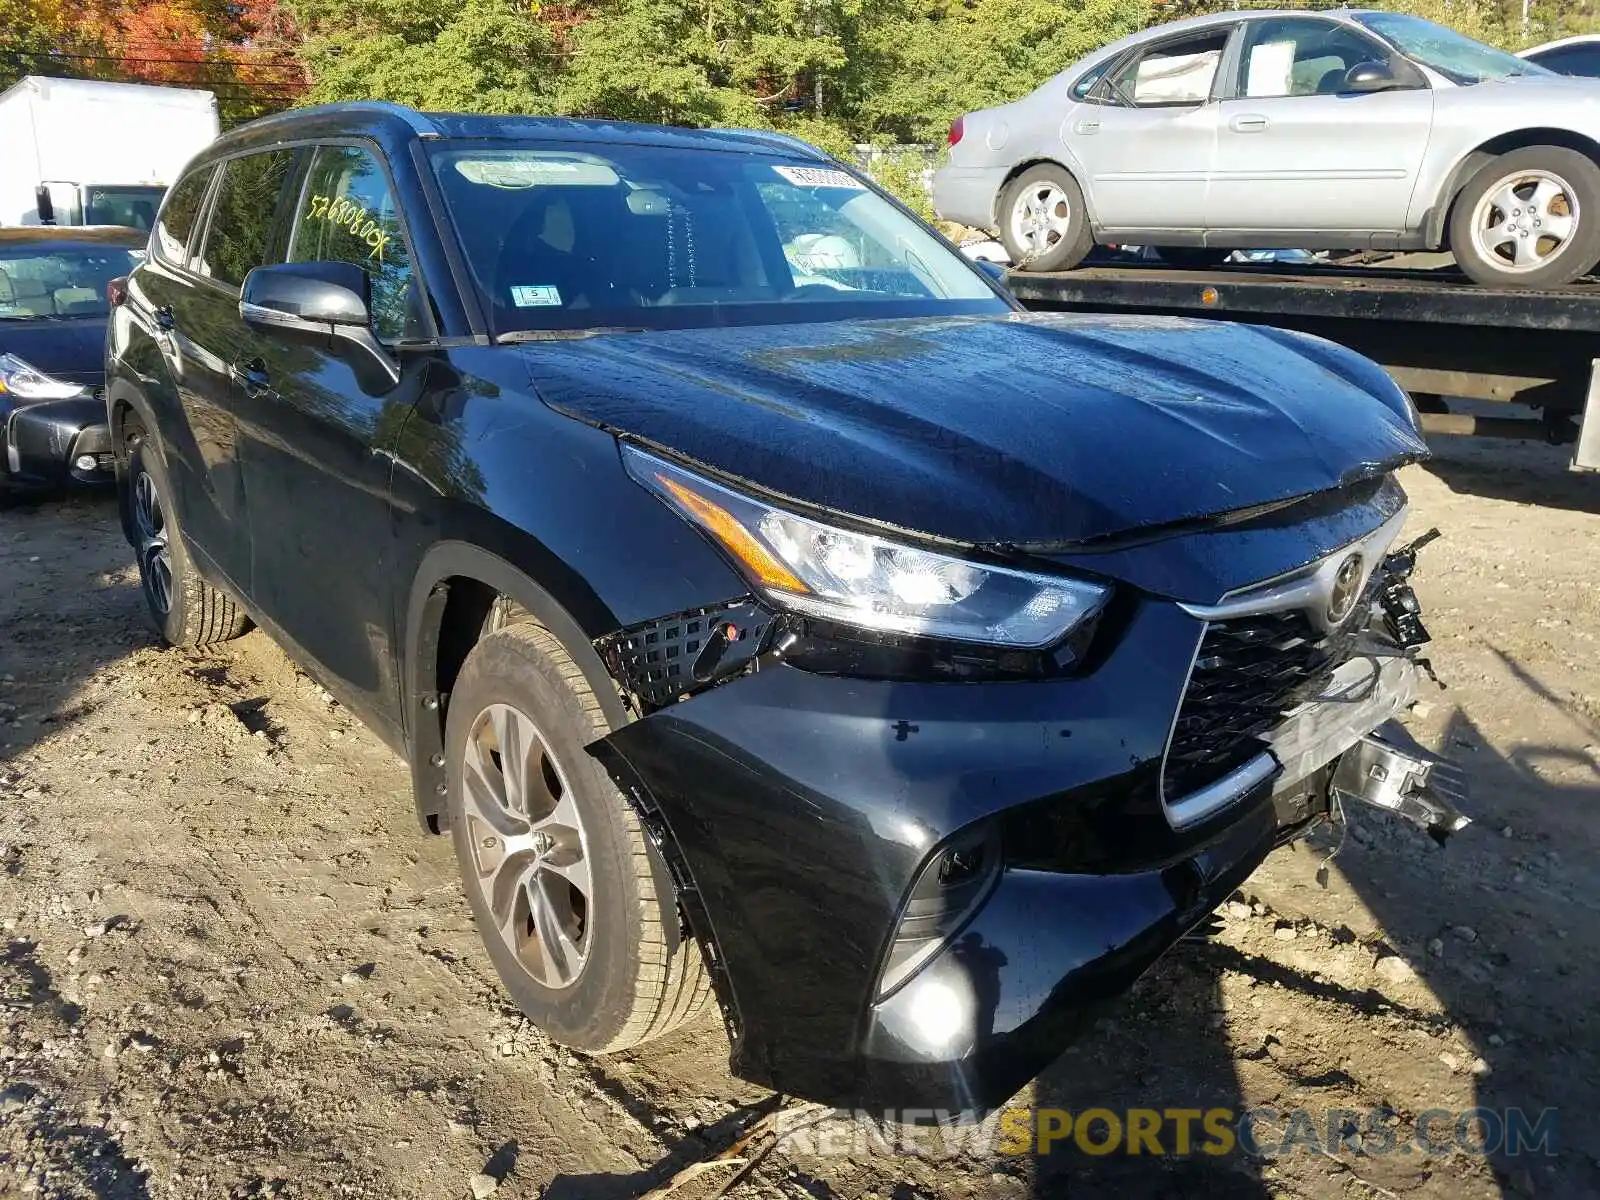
[{"x1": 624, "y1": 446, "x2": 1109, "y2": 649}]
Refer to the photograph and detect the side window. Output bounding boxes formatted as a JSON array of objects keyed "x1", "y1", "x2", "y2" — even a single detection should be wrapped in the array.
[
  {"x1": 1070, "y1": 61, "x2": 1113, "y2": 102},
  {"x1": 197, "y1": 150, "x2": 298, "y2": 288},
  {"x1": 153, "y1": 167, "x2": 213, "y2": 267},
  {"x1": 1239, "y1": 19, "x2": 1392, "y2": 98},
  {"x1": 288, "y1": 145, "x2": 416, "y2": 342},
  {"x1": 1108, "y1": 31, "x2": 1230, "y2": 107}
]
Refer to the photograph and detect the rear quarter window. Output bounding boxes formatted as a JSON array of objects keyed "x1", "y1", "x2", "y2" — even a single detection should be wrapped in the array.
[{"x1": 153, "y1": 168, "x2": 214, "y2": 268}]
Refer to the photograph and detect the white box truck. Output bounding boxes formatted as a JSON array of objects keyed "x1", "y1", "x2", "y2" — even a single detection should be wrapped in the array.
[{"x1": 0, "y1": 76, "x2": 220, "y2": 230}]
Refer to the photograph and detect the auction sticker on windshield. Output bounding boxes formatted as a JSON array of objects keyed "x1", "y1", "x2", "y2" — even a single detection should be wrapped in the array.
[
  {"x1": 510, "y1": 285, "x2": 563, "y2": 307},
  {"x1": 773, "y1": 165, "x2": 865, "y2": 190}
]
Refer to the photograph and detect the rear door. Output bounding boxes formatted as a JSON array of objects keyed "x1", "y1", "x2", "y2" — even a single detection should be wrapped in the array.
[
  {"x1": 1071, "y1": 25, "x2": 1236, "y2": 233},
  {"x1": 176, "y1": 147, "x2": 303, "y2": 594},
  {"x1": 1210, "y1": 16, "x2": 1434, "y2": 234},
  {"x1": 233, "y1": 142, "x2": 427, "y2": 735}
]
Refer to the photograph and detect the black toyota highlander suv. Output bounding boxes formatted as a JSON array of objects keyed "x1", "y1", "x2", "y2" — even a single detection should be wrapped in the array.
[{"x1": 105, "y1": 102, "x2": 1467, "y2": 1112}]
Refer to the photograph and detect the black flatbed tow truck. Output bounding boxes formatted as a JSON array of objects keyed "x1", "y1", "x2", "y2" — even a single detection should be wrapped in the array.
[{"x1": 1006, "y1": 258, "x2": 1600, "y2": 472}]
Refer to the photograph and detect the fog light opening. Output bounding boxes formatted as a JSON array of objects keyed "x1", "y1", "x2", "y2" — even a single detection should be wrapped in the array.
[{"x1": 876, "y1": 822, "x2": 1002, "y2": 1000}]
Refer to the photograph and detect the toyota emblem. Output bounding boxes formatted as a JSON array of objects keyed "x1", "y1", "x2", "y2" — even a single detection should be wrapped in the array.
[{"x1": 1326, "y1": 553, "x2": 1364, "y2": 626}]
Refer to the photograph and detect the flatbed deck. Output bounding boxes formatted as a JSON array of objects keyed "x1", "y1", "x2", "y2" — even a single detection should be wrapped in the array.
[{"x1": 1007, "y1": 262, "x2": 1600, "y2": 451}]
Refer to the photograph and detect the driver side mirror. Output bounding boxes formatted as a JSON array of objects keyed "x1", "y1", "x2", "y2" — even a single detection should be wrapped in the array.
[
  {"x1": 240, "y1": 261, "x2": 400, "y2": 391},
  {"x1": 1342, "y1": 59, "x2": 1414, "y2": 94}
]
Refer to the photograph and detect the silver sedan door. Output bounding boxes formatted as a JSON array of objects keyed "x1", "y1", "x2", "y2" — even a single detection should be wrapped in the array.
[
  {"x1": 1210, "y1": 16, "x2": 1434, "y2": 234},
  {"x1": 1072, "y1": 25, "x2": 1236, "y2": 233}
]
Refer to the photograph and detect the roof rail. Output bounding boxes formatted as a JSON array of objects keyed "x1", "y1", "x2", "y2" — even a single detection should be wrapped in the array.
[
  {"x1": 229, "y1": 100, "x2": 439, "y2": 137},
  {"x1": 720, "y1": 128, "x2": 832, "y2": 161}
]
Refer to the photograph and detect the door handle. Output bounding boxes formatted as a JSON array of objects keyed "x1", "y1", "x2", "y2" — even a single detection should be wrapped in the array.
[
  {"x1": 230, "y1": 359, "x2": 273, "y2": 400},
  {"x1": 1074, "y1": 120, "x2": 1102, "y2": 135},
  {"x1": 1230, "y1": 114, "x2": 1269, "y2": 133}
]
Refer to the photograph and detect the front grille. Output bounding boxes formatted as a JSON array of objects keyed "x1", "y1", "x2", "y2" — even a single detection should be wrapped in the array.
[{"x1": 1164, "y1": 610, "x2": 1360, "y2": 801}]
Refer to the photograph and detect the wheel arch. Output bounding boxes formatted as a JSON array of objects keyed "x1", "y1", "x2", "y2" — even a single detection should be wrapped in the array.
[
  {"x1": 105, "y1": 380, "x2": 159, "y2": 546},
  {"x1": 993, "y1": 157, "x2": 1092, "y2": 229},
  {"x1": 1427, "y1": 129, "x2": 1600, "y2": 248},
  {"x1": 402, "y1": 539, "x2": 629, "y2": 834}
]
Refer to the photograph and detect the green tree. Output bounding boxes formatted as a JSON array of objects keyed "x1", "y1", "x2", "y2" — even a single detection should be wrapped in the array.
[{"x1": 289, "y1": 0, "x2": 559, "y2": 113}]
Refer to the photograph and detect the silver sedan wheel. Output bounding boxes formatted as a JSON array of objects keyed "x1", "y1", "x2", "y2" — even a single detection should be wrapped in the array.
[
  {"x1": 132, "y1": 470, "x2": 172, "y2": 616},
  {"x1": 1009, "y1": 181, "x2": 1073, "y2": 258},
  {"x1": 462, "y1": 702, "x2": 593, "y2": 991},
  {"x1": 1469, "y1": 168, "x2": 1579, "y2": 273}
]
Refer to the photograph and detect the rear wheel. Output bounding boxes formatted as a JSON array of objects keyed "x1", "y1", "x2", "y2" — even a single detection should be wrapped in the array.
[
  {"x1": 126, "y1": 429, "x2": 250, "y2": 647},
  {"x1": 445, "y1": 620, "x2": 711, "y2": 1052},
  {"x1": 1449, "y1": 147, "x2": 1600, "y2": 287},
  {"x1": 999, "y1": 164, "x2": 1093, "y2": 273}
]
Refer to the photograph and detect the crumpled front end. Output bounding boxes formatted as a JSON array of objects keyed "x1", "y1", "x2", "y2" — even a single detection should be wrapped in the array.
[{"x1": 586, "y1": 482, "x2": 1466, "y2": 1112}]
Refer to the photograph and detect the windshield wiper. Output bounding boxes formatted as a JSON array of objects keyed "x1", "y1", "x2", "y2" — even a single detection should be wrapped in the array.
[{"x1": 496, "y1": 327, "x2": 649, "y2": 344}]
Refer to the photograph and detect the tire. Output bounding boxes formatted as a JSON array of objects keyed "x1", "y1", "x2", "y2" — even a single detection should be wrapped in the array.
[
  {"x1": 1155, "y1": 247, "x2": 1234, "y2": 269},
  {"x1": 445, "y1": 621, "x2": 710, "y2": 1053},
  {"x1": 1448, "y1": 146, "x2": 1600, "y2": 288},
  {"x1": 126, "y1": 429, "x2": 251, "y2": 647},
  {"x1": 999, "y1": 164, "x2": 1094, "y2": 273}
]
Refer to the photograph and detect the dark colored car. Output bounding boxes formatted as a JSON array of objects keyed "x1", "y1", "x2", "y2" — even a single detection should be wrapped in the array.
[
  {"x1": 105, "y1": 102, "x2": 1467, "y2": 1113},
  {"x1": 1520, "y1": 35, "x2": 1600, "y2": 77},
  {"x1": 1, "y1": 226, "x2": 144, "y2": 489}
]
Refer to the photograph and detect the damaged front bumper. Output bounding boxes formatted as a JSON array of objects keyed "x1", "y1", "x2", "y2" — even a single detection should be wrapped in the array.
[{"x1": 591, "y1": 586, "x2": 1468, "y2": 1114}]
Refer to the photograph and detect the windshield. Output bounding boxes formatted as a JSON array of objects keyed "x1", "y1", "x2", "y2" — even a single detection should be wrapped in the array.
[
  {"x1": 1355, "y1": 12, "x2": 1553, "y2": 83},
  {"x1": 83, "y1": 186, "x2": 166, "y2": 231},
  {"x1": 427, "y1": 141, "x2": 1008, "y2": 335},
  {"x1": 0, "y1": 245, "x2": 140, "y2": 318}
]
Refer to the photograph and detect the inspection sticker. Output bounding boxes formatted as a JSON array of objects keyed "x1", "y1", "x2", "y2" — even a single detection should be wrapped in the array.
[
  {"x1": 510, "y1": 285, "x2": 563, "y2": 308},
  {"x1": 773, "y1": 165, "x2": 865, "y2": 190}
]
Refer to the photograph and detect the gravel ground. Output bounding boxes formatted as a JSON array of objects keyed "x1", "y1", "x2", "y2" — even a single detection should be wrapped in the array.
[{"x1": 1, "y1": 431, "x2": 1597, "y2": 1200}]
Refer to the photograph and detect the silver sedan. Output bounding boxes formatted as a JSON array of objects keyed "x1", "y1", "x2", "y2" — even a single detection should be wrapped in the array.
[{"x1": 934, "y1": 9, "x2": 1600, "y2": 287}]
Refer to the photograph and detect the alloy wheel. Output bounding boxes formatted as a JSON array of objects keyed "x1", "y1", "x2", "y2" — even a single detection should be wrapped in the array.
[
  {"x1": 461, "y1": 702, "x2": 593, "y2": 990},
  {"x1": 1470, "y1": 169, "x2": 1579, "y2": 273},
  {"x1": 132, "y1": 470, "x2": 173, "y2": 616},
  {"x1": 1010, "y1": 182, "x2": 1073, "y2": 258}
]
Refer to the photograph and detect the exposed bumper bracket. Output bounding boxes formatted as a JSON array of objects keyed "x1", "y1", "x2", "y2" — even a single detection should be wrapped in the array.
[{"x1": 1331, "y1": 721, "x2": 1471, "y2": 844}]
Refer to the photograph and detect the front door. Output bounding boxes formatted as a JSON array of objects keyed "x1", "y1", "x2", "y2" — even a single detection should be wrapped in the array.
[
  {"x1": 1072, "y1": 25, "x2": 1235, "y2": 234},
  {"x1": 1210, "y1": 17, "x2": 1435, "y2": 234},
  {"x1": 234, "y1": 142, "x2": 424, "y2": 736}
]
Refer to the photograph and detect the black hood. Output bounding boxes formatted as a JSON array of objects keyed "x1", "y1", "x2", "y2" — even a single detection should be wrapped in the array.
[
  {"x1": 519, "y1": 313, "x2": 1427, "y2": 546},
  {"x1": 0, "y1": 317, "x2": 108, "y2": 390}
]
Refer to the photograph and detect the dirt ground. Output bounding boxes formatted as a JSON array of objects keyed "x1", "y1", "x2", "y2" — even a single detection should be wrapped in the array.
[{"x1": 1, "y1": 429, "x2": 1597, "y2": 1200}]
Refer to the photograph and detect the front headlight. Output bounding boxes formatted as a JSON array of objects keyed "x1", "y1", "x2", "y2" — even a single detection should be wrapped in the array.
[
  {"x1": 624, "y1": 446, "x2": 1109, "y2": 649},
  {"x1": 0, "y1": 354, "x2": 87, "y2": 403}
]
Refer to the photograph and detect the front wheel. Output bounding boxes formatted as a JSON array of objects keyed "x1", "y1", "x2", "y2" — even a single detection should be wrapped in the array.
[
  {"x1": 999, "y1": 164, "x2": 1094, "y2": 273},
  {"x1": 445, "y1": 621, "x2": 711, "y2": 1053},
  {"x1": 1449, "y1": 147, "x2": 1600, "y2": 287}
]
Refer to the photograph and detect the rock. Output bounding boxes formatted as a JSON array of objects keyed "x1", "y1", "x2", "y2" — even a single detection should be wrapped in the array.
[
  {"x1": 1488, "y1": 1033, "x2": 1505, "y2": 1047},
  {"x1": 20, "y1": 789, "x2": 42, "y2": 802},
  {"x1": 1273, "y1": 925, "x2": 1297, "y2": 942},
  {"x1": 1452, "y1": 925, "x2": 1478, "y2": 943},
  {"x1": 1440, "y1": 1052, "x2": 1461, "y2": 1072},
  {"x1": 1428, "y1": 938, "x2": 1445, "y2": 957},
  {"x1": 1375, "y1": 955, "x2": 1415, "y2": 983},
  {"x1": 1224, "y1": 901, "x2": 1252, "y2": 920},
  {"x1": 1470, "y1": 1057, "x2": 1491, "y2": 1076},
  {"x1": 1502, "y1": 826, "x2": 1514, "y2": 839},
  {"x1": 468, "y1": 1173, "x2": 498, "y2": 1198},
  {"x1": 82, "y1": 922, "x2": 106, "y2": 939},
  {"x1": 498, "y1": 1042, "x2": 514, "y2": 1057}
]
